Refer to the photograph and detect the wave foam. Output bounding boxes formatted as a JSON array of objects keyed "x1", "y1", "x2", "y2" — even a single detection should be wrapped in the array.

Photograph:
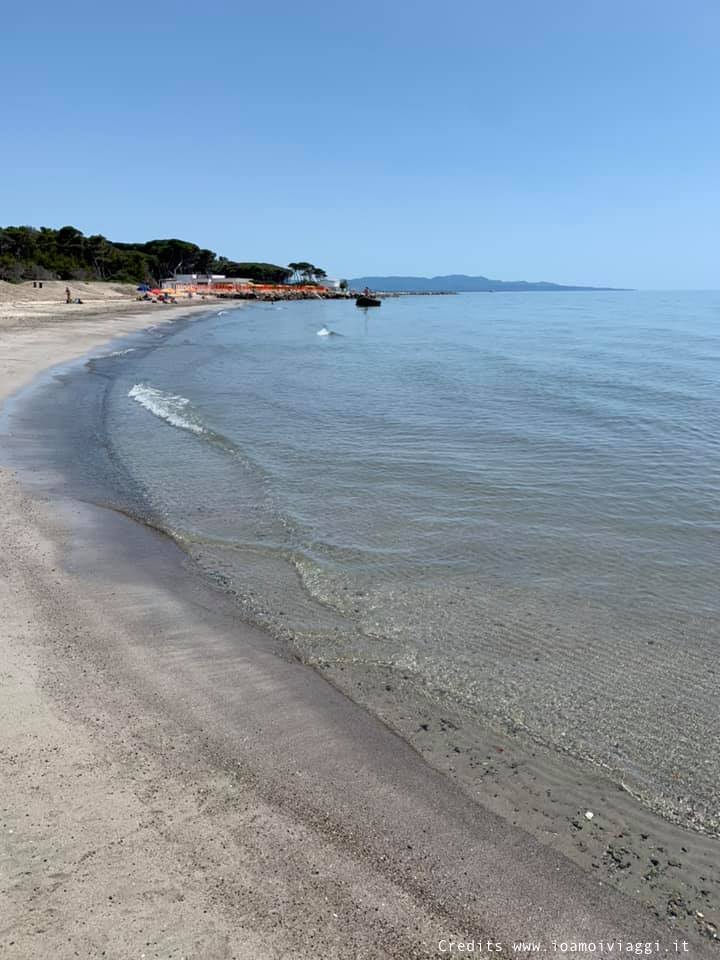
[
  {"x1": 105, "y1": 347, "x2": 136, "y2": 357},
  {"x1": 128, "y1": 384, "x2": 205, "y2": 435}
]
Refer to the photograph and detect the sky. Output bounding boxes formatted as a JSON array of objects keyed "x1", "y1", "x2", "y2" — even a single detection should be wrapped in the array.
[{"x1": 1, "y1": 0, "x2": 718, "y2": 288}]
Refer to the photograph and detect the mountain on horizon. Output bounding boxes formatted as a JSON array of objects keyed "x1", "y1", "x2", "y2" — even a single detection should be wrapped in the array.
[{"x1": 349, "y1": 274, "x2": 623, "y2": 293}]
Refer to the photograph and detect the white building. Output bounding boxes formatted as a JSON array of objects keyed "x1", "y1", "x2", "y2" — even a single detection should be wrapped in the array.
[
  {"x1": 162, "y1": 274, "x2": 226, "y2": 289},
  {"x1": 162, "y1": 274, "x2": 253, "y2": 290}
]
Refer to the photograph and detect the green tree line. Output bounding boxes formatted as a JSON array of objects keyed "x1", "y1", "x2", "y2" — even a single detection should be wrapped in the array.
[
  {"x1": 0, "y1": 225, "x2": 301, "y2": 286},
  {"x1": 287, "y1": 261, "x2": 327, "y2": 284}
]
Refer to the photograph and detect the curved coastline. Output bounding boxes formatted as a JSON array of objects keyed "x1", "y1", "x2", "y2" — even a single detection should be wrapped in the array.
[{"x1": 0, "y1": 302, "x2": 717, "y2": 957}]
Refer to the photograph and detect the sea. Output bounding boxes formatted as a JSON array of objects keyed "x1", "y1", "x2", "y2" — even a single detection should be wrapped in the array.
[{"x1": 8, "y1": 291, "x2": 720, "y2": 830}]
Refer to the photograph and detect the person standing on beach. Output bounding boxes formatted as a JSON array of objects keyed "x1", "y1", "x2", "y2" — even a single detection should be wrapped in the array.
[{"x1": 65, "y1": 286, "x2": 71, "y2": 304}]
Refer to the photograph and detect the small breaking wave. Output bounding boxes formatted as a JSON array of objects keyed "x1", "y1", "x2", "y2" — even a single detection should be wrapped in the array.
[
  {"x1": 106, "y1": 347, "x2": 137, "y2": 357},
  {"x1": 87, "y1": 347, "x2": 137, "y2": 365},
  {"x1": 128, "y1": 384, "x2": 205, "y2": 435}
]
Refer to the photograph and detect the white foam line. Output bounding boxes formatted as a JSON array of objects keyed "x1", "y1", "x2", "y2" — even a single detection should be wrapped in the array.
[
  {"x1": 104, "y1": 347, "x2": 137, "y2": 357},
  {"x1": 128, "y1": 384, "x2": 205, "y2": 435}
]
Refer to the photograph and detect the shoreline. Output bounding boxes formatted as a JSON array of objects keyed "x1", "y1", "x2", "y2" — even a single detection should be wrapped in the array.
[{"x1": 0, "y1": 298, "x2": 716, "y2": 957}]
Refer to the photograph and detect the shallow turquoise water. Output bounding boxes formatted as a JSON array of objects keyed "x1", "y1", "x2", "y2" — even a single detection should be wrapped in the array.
[{"x1": 113, "y1": 292, "x2": 719, "y2": 612}]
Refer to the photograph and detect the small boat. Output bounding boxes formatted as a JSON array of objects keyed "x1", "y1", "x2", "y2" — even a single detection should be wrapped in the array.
[{"x1": 355, "y1": 295, "x2": 381, "y2": 307}]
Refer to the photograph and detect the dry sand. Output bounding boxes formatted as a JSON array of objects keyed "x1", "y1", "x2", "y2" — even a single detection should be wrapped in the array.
[
  {"x1": 0, "y1": 279, "x2": 207, "y2": 328},
  {"x1": 0, "y1": 288, "x2": 715, "y2": 958}
]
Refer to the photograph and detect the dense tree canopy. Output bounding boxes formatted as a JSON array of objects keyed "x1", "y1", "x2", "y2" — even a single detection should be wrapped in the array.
[
  {"x1": 287, "y1": 262, "x2": 327, "y2": 284},
  {"x1": 0, "y1": 225, "x2": 295, "y2": 285},
  {"x1": 213, "y1": 259, "x2": 293, "y2": 284}
]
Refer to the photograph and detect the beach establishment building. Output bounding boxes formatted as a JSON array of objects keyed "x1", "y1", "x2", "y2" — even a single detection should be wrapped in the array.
[
  {"x1": 161, "y1": 274, "x2": 254, "y2": 294},
  {"x1": 159, "y1": 274, "x2": 343, "y2": 299}
]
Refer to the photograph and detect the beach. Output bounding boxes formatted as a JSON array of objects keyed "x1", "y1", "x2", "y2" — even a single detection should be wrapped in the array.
[{"x1": 0, "y1": 290, "x2": 717, "y2": 958}]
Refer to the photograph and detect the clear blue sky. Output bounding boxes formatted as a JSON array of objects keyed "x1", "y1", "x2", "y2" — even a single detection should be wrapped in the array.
[{"x1": 2, "y1": 0, "x2": 718, "y2": 288}]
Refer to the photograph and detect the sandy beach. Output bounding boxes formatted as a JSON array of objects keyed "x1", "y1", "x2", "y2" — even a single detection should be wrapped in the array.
[
  {"x1": 0, "y1": 279, "x2": 209, "y2": 326},
  {"x1": 0, "y1": 287, "x2": 716, "y2": 958}
]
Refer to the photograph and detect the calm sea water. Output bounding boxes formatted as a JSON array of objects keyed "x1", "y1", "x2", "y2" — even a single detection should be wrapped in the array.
[{"x1": 14, "y1": 292, "x2": 720, "y2": 824}]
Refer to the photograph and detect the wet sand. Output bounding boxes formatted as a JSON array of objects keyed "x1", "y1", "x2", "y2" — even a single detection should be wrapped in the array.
[{"x1": 0, "y1": 295, "x2": 716, "y2": 957}]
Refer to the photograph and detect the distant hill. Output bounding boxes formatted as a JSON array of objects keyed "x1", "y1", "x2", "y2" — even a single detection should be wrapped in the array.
[{"x1": 350, "y1": 274, "x2": 622, "y2": 292}]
